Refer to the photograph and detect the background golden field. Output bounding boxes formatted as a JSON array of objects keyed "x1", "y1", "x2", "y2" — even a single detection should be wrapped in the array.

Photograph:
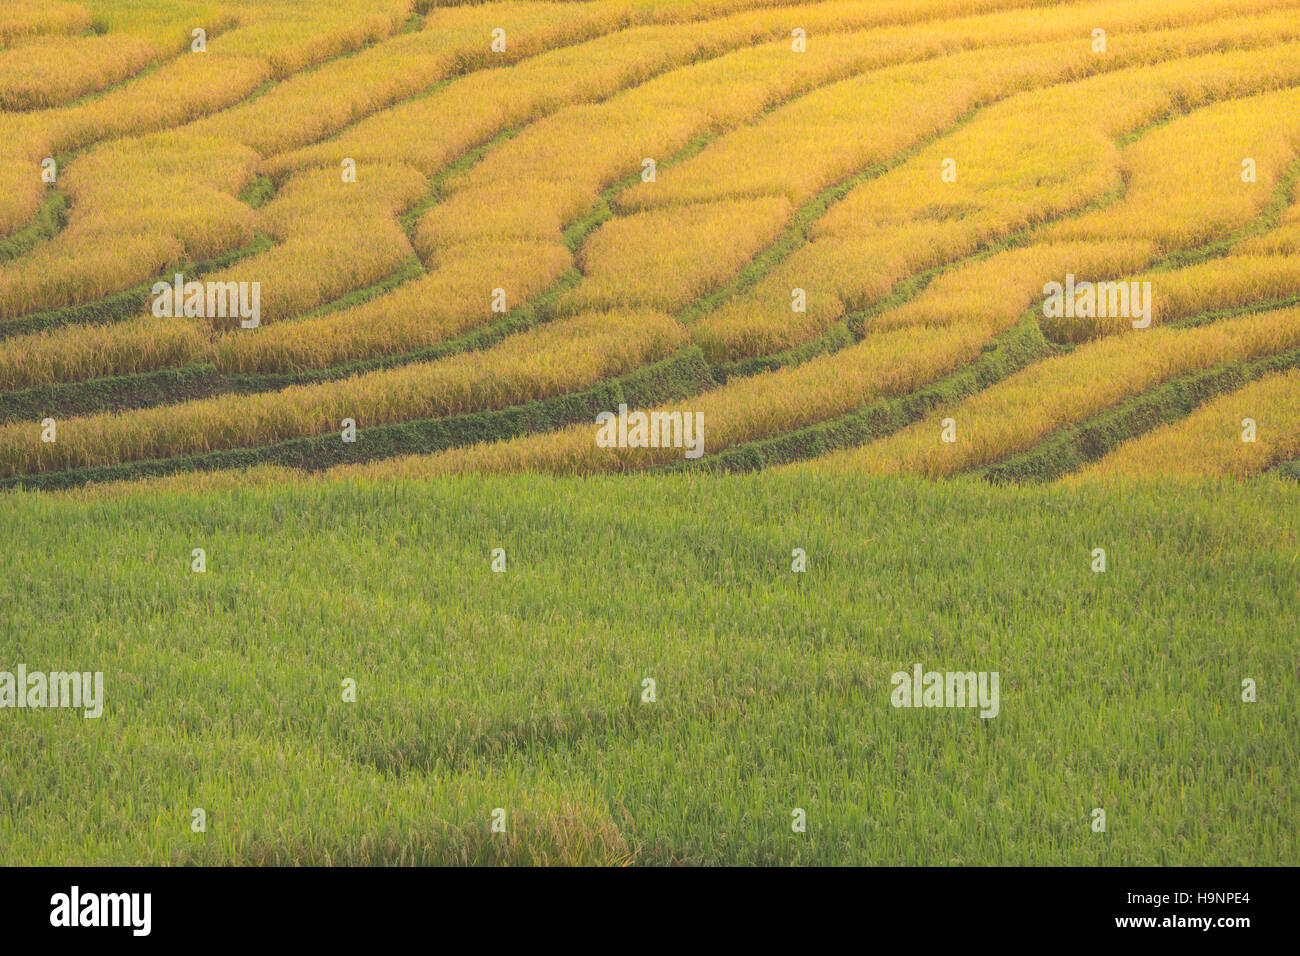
[{"x1": 2, "y1": 0, "x2": 1299, "y2": 487}]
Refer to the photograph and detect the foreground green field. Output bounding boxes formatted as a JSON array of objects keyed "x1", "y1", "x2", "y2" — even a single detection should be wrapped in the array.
[
  {"x1": 5, "y1": 0, "x2": 1300, "y2": 489},
  {"x1": 1, "y1": 473, "x2": 1294, "y2": 865}
]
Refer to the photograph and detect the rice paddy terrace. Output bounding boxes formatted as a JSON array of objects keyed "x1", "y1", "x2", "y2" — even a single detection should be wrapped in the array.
[
  {"x1": 1, "y1": 1, "x2": 1298, "y2": 868},
  {"x1": 0, "y1": 0, "x2": 1298, "y2": 490}
]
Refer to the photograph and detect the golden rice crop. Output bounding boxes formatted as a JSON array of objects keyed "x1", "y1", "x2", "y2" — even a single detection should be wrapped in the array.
[
  {"x1": 11, "y1": 0, "x2": 1300, "y2": 492},
  {"x1": 190, "y1": 29, "x2": 465, "y2": 157},
  {"x1": 0, "y1": 236, "x2": 184, "y2": 322},
  {"x1": 0, "y1": 54, "x2": 273, "y2": 168},
  {"x1": 0, "y1": 216, "x2": 564, "y2": 388},
  {"x1": 690, "y1": 216, "x2": 1109, "y2": 363},
  {"x1": 0, "y1": 0, "x2": 400, "y2": 203},
  {"x1": 0, "y1": 309, "x2": 685, "y2": 476},
  {"x1": 819, "y1": 42, "x2": 1300, "y2": 246},
  {"x1": 687, "y1": 242, "x2": 853, "y2": 365},
  {"x1": 200, "y1": 161, "x2": 426, "y2": 330},
  {"x1": 417, "y1": 182, "x2": 585, "y2": 253},
  {"x1": 265, "y1": 0, "x2": 1101, "y2": 182},
  {"x1": 695, "y1": 71, "x2": 1123, "y2": 361},
  {"x1": 247, "y1": 8, "x2": 1153, "y2": 375},
  {"x1": 0, "y1": 316, "x2": 206, "y2": 392},
  {"x1": 404, "y1": 14, "x2": 1058, "y2": 339},
  {"x1": 696, "y1": 38, "x2": 1300, "y2": 363},
  {"x1": 207, "y1": 0, "x2": 409, "y2": 79},
  {"x1": 53, "y1": 0, "x2": 1024, "y2": 377},
  {"x1": 0, "y1": 1, "x2": 401, "y2": 248},
  {"x1": 811, "y1": 305, "x2": 1300, "y2": 477},
  {"x1": 727, "y1": 0, "x2": 1300, "y2": 213},
  {"x1": 413, "y1": 20, "x2": 973, "y2": 256},
  {"x1": 0, "y1": 159, "x2": 46, "y2": 240},
  {"x1": 215, "y1": 239, "x2": 571, "y2": 374},
  {"x1": 1047, "y1": 254, "x2": 1300, "y2": 340},
  {"x1": 1069, "y1": 368, "x2": 1300, "y2": 479},
  {"x1": 294, "y1": 1, "x2": 1300, "y2": 374},
  {"x1": 614, "y1": 37, "x2": 1109, "y2": 214},
  {"x1": 0, "y1": 132, "x2": 258, "y2": 320},
  {"x1": 10, "y1": 0, "x2": 1250, "y2": 243},
  {"x1": 561, "y1": 197, "x2": 793, "y2": 314},
  {"x1": 76, "y1": 0, "x2": 238, "y2": 48},
  {"x1": 0, "y1": 36, "x2": 157, "y2": 112},
  {"x1": 870, "y1": 240, "x2": 1155, "y2": 331},
  {"x1": 0, "y1": 2, "x2": 90, "y2": 44},
  {"x1": 330, "y1": 320, "x2": 1001, "y2": 479},
  {"x1": 1240, "y1": 179, "x2": 1300, "y2": 254},
  {"x1": 1039, "y1": 84, "x2": 1300, "y2": 254},
  {"x1": 264, "y1": 12, "x2": 789, "y2": 180},
  {"x1": 199, "y1": 0, "x2": 813, "y2": 158}
]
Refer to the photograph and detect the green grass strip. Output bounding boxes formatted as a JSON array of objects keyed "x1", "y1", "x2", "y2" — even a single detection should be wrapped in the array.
[
  {"x1": 713, "y1": 320, "x2": 855, "y2": 382},
  {"x1": 1273, "y1": 459, "x2": 1300, "y2": 481},
  {"x1": 399, "y1": 125, "x2": 517, "y2": 240},
  {"x1": 297, "y1": 256, "x2": 425, "y2": 321},
  {"x1": 0, "y1": 363, "x2": 223, "y2": 424},
  {"x1": 0, "y1": 191, "x2": 68, "y2": 263},
  {"x1": 237, "y1": 175, "x2": 275, "y2": 209},
  {"x1": 1171, "y1": 293, "x2": 1300, "y2": 330}
]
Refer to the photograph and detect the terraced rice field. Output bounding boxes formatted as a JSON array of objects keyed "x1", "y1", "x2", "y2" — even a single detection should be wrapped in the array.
[{"x1": 1, "y1": 0, "x2": 1296, "y2": 867}]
